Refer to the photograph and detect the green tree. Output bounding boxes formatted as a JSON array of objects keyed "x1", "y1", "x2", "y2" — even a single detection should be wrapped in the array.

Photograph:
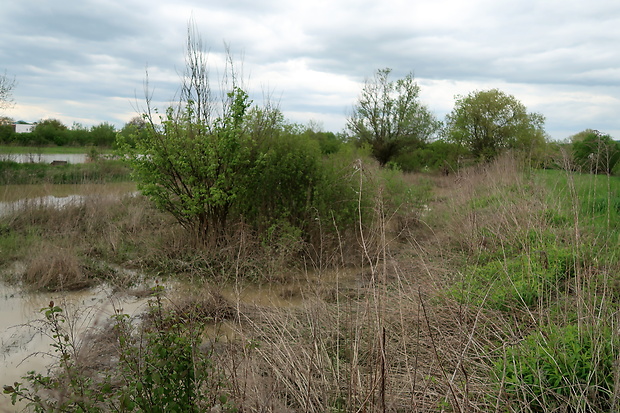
[
  {"x1": 117, "y1": 25, "x2": 276, "y2": 242},
  {"x1": 33, "y1": 118, "x2": 68, "y2": 145},
  {"x1": 65, "y1": 122, "x2": 90, "y2": 146},
  {"x1": 571, "y1": 129, "x2": 620, "y2": 174},
  {"x1": 446, "y1": 89, "x2": 546, "y2": 161},
  {"x1": 90, "y1": 122, "x2": 117, "y2": 146},
  {"x1": 0, "y1": 116, "x2": 14, "y2": 143},
  {"x1": 347, "y1": 68, "x2": 441, "y2": 166},
  {"x1": 117, "y1": 116, "x2": 148, "y2": 148}
]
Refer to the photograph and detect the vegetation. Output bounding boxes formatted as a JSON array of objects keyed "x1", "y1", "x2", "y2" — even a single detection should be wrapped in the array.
[
  {"x1": 4, "y1": 288, "x2": 234, "y2": 412},
  {"x1": 571, "y1": 129, "x2": 620, "y2": 174},
  {"x1": 5, "y1": 27, "x2": 620, "y2": 413},
  {"x1": 0, "y1": 159, "x2": 131, "y2": 185},
  {"x1": 116, "y1": 29, "x2": 390, "y2": 253},
  {"x1": 446, "y1": 88, "x2": 547, "y2": 161},
  {"x1": 0, "y1": 119, "x2": 118, "y2": 147},
  {"x1": 346, "y1": 68, "x2": 441, "y2": 166},
  {"x1": 3, "y1": 144, "x2": 620, "y2": 412}
]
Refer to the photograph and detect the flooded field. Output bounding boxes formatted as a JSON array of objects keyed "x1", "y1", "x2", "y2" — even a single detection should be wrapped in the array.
[
  {"x1": 0, "y1": 182, "x2": 137, "y2": 217},
  {"x1": 0, "y1": 181, "x2": 366, "y2": 411},
  {"x1": 0, "y1": 281, "x2": 150, "y2": 389}
]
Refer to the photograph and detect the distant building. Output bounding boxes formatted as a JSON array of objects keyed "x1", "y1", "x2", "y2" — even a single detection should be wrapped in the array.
[{"x1": 13, "y1": 122, "x2": 35, "y2": 133}]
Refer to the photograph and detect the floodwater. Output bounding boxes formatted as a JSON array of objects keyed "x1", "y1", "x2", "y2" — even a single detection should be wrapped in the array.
[
  {"x1": 0, "y1": 182, "x2": 137, "y2": 217},
  {"x1": 0, "y1": 181, "x2": 364, "y2": 411},
  {"x1": 0, "y1": 182, "x2": 140, "y2": 411},
  {"x1": 0, "y1": 281, "x2": 150, "y2": 385},
  {"x1": 0, "y1": 153, "x2": 89, "y2": 164},
  {"x1": 0, "y1": 279, "x2": 151, "y2": 412}
]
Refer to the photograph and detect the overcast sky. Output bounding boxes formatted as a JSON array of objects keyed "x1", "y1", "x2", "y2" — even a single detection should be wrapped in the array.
[{"x1": 1, "y1": 0, "x2": 619, "y2": 141}]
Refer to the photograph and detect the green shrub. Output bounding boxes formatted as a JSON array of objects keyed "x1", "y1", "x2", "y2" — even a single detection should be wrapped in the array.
[{"x1": 572, "y1": 130, "x2": 620, "y2": 175}]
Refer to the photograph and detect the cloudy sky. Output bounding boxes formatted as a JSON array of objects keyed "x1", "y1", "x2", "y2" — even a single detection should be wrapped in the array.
[{"x1": 1, "y1": 0, "x2": 619, "y2": 141}]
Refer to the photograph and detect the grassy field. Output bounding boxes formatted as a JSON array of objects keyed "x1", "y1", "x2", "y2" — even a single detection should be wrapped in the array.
[
  {"x1": 0, "y1": 159, "x2": 132, "y2": 184},
  {"x1": 2, "y1": 156, "x2": 620, "y2": 412},
  {"x1": 0, "y1": 145, "x2": 113, "y2": 154}
]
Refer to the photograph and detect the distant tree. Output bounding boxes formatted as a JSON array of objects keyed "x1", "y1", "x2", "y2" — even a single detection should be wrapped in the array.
[
  {"x1": 446, "y1": 89, "x2": 546, "y2": 161},
  {"x1": 571, "y1": 130, "x2": 620, "y2": 174},
  {"x1": 302, "y1": 126, "x2": 342, "y2": 155},
  {"x1": 33, "y1": 119, "x2": 68, "y2": 145},
  {"x1": 347, "y1": 68, "x2": 441, "y2": 166},
  {"x1": 90, "y1": 122, "x2": 117, "y2": 146},
  {"x1": 393, "y1": 139, "x2": 466, "y2": 173},
  {"x1": 117, "y1": 116, "x2": 148, "y2": 148},
  {"x1": 0, "y1": 71, "x2": 16, "y2": 111},
  {"x1": 0, "y1": 116, "x2": 14, "y2": 143}
]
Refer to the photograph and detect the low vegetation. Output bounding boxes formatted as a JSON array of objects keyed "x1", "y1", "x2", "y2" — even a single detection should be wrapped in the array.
[
  {"x1": 2, "y1": 152, "x2": 620, "y2": 412},
  {"x1": 0, "y1": 159, "x2": 131, "y2": 185}
]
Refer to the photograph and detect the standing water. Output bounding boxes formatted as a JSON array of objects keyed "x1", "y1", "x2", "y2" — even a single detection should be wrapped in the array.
[
  {"x1": 0, "y1": 280, "x2": 151, "y2": 412},
  {"x1": 0, "y1": 153, "x2": 89, "y2": 164}
]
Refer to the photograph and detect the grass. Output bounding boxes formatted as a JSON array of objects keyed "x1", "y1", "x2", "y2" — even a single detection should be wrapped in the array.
[
  {"x1": 0, "y1": 159, "x2": 132, "y2": 184},
  {"x1": 0, "y1": 145, "x2": 113, "y2": 154},
  {"x1": 2, "y1": 154, "x2": 620, "y2": 412}
]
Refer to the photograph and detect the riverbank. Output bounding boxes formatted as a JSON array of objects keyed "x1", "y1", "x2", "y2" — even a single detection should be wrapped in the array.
[{"x1": 0, "y1": 159, "x2": 132, "y2": 185}]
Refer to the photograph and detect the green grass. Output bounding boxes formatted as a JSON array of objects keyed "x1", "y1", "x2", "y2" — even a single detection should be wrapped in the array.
[
  {"x1": 0, "y1": 145, "x2": 113, "y2": 154},
  {"x1": 0, "y1": 159, "x2": 132, "y2": 184},
  {"x1": 535, "y1": 169, "x2": 620, "y2": 247}
]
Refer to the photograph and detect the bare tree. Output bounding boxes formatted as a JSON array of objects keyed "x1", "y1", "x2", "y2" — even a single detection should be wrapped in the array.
[{"x1": 0, "y1": 71, "x2": 16, "y2": 111}]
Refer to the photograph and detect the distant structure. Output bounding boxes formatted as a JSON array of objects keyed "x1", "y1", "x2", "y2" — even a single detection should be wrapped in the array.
[{"x1": 13, "y1": 122, "x2": 35, "y2": 133}]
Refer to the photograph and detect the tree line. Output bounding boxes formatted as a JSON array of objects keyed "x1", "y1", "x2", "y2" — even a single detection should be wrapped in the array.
[{"x1": 0, "y1": 119, "x2": 118, "y2": 147}]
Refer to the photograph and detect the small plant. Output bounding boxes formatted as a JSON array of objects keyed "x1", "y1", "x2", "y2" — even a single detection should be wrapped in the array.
[
  {"x1": 4, "y1": 287, "x2": 235, "y2": 412},
  {"x1": 3, "y1": 301, "x2": 110, "y2": 412},
  {"x1": 496, "y1": 324, "x2": 617, "y2": 412},
  {"x1": 112, "y1": 284, "x2": 234, "y2": 412}
]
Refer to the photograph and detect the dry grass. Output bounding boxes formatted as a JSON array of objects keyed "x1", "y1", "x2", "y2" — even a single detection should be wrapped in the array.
[
  {"x1": 23, "y1": 243, "x2": 92, "y2": 291},
  {"x1": 6, "y1": 153, "x2": 619, "y2": 412}
]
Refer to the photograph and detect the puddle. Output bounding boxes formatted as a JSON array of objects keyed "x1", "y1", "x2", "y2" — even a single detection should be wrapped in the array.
[
  {"x1": 0, "y1": 258, "x2": 156, "y2": 409},
  {"x1": 0, "y1": 281, "x2": 151, "y2": 411}
]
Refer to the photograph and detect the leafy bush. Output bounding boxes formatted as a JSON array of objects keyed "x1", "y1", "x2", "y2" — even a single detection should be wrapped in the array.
[
  {"x1": 572, "y1": 130, "x2": 620, "y2": 175},
  {"x1": 392, "y1": 139, "x2": 464, "y2": 173}
]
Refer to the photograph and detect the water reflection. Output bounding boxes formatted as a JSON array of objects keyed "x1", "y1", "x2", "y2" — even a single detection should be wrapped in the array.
[{"x1": 0, "y1": 281, "x2": 150, "y2": 408}]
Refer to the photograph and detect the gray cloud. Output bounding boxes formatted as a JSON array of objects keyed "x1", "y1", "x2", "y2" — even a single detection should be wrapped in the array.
[{"x1": 1, "y1": 0, "x2": 619, "y2": 139}]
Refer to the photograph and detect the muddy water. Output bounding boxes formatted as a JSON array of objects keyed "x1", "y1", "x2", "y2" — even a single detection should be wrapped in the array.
[
  {"x1": 0, "y1": 282, "x2": 151, "y2": 412},
  {"x1": 0, "y1": 182, "x2": 365, "y2": 410},
  {"x1": 0, "y1": 182, "x2": 137, "y2": 217}
]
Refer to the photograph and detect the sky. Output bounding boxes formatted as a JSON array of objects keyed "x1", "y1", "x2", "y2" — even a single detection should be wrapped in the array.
[{"x1": 1, "y1": 0, "x2": 620, "y2": 141}]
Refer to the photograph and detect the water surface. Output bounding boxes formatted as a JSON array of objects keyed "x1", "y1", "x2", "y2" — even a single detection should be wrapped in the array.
[
  {"x1": 0, "y1": 182, "x2": 137, "y2": 217},
  {"x1": 0, "y1": 153, "x2": 88, "y2": 164}
]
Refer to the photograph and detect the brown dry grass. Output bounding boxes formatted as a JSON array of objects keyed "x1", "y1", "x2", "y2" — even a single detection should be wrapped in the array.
[
  {"x1": 23, "y1": 243, "x2": 92, "y2": 291},
  {"x1": 9, "y1": 153, "x2": 614, "y2": 412}
]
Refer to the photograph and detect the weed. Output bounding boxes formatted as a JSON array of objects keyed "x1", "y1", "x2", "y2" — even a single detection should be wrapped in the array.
[{"x1": 497, "y1": 324, "x2": 618, "y2": 412}]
